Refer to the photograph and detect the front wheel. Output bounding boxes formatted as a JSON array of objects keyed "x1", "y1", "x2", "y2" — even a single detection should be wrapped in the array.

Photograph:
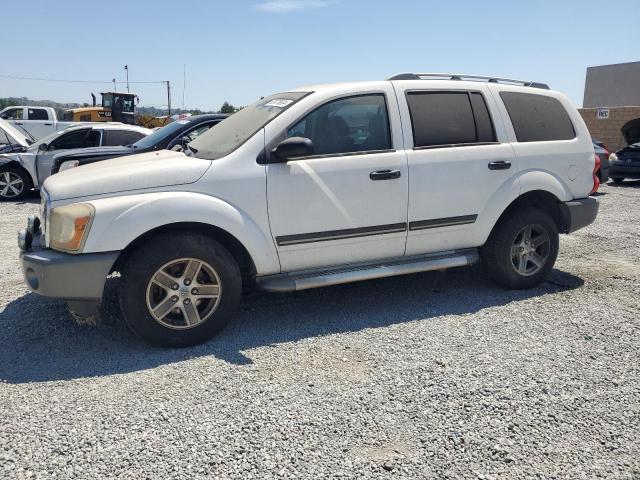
[
  {"x1": 0, "y1": 166, "x2": 32, "y2": 201},
  {"x1": 119, "y1": 232, "x2": 242, "y2": 347},
  {"x1": 481, "y1": 208, "x2": 559, "y2": 289}
]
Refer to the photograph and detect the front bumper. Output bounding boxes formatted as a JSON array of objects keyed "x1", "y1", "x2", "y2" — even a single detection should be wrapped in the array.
[
  {"x1": 609, "y1": 163, "x2": 640, "y2": 179},
  {"x1": 21, "y1": 244, "x2": 118, "y2": 301},
  {"x1": 559, "y1": 197, "x2": 599, "y2": 234}
]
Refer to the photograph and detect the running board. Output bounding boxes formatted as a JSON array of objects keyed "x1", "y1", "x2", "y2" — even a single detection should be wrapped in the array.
[{"x1": 257, "y1": 249, "x2": 480, "y2": 292}]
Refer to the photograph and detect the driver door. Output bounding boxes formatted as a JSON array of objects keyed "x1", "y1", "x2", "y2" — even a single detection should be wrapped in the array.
[
  {"x1": 37, "y1": 128, "x2": 100, "y2": 184},
  {"x1": 266, "y1": 91, "x2": 408, "y2": 272}
]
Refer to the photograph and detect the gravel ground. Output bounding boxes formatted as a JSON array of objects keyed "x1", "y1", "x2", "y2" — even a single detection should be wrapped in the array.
[{"x1": 0, "y1": 182, "x2": 639, "y2": 479}]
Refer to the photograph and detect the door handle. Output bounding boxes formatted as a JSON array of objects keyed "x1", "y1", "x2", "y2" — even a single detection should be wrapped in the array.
[
  {"x1": 370, "y1": 169, "x2": 401, "y2": 180},
  {"x1": 14, "y1": 122, "x2": 23, "y2": 125},
  {"x1": 488, "y1": 161, "x2": 511, "y2": 170},
  {"x1": 44, "y1": 122, "x2": 52, "y2": 126}
]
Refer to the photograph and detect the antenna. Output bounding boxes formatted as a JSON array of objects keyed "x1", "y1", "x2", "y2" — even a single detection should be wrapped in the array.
[{"x1": 182, "y1": 64, "x2": 186, "y2": 111}]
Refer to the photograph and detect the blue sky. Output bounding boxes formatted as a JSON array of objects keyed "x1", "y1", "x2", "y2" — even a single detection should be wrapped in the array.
[{"x1": 2, "y1": 0, "x2": 636, "y2": 111}]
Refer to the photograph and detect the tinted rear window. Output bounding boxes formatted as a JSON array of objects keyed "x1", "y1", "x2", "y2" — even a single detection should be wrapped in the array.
[
  {"x1": 406, "y1": 91, "x2": 497, "y2": 148},
  {"x1": 500, "y1": 92, "x2": 575, "y2": 142}
]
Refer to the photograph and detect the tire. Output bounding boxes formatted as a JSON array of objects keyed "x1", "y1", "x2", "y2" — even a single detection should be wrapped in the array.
[
  {"x1": 481, "y1": 208, "x2": 559, "y2": 289},
  {"x1": 0, "y1": 165, "x2": 32, "y2": 201},
  {"x1": 611, "y1": 177, "x2": 624, "y2": 184},
  {"x1": 119, "y1": 232, "x2": 242, "y2": 347}
]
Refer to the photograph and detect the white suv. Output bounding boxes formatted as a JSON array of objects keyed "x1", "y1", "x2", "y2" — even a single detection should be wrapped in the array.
[{"x1": 18, "y1": 73, "x2": 599, "y2": 347}]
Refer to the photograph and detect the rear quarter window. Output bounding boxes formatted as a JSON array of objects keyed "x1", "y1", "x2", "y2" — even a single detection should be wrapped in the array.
[{"x1": 500, "y1": 92, "x2": 575, "y2": 142}]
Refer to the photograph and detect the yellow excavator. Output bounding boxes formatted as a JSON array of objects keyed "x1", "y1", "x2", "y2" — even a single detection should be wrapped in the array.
[{"x1": 63, "y1": 92, "x2": 170, "y2": 128}]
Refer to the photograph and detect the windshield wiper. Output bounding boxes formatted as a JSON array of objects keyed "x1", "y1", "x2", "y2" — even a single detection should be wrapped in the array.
[{"x1": 15, "y1": 124, "x2": 35, "y2": 143}]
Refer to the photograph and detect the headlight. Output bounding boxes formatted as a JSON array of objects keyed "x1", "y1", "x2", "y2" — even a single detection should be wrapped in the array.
[
  {"x1": 59, "y1": 160, "x2": 80, "y2": 172},
  {"x1": 49, "y1": 203, "x2": 95, "y2": 253},
  {"x1": 609, "y1": 152, "x2": 618, "y2": 162}
]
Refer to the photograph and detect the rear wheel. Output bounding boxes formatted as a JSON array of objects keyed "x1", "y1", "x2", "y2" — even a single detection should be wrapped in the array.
[
  {"x1": 0, "y1": 166, "x2": 32, "y2": 201},
  {"x1": 482, "y1": 208, "x2": 559, "y2": 289},
  {"x1": 611, "y1": 177, "x2": 624, "y2": 184},
  {"x1": 119, "y1": 232, "x2": 242, "y2": 347}
]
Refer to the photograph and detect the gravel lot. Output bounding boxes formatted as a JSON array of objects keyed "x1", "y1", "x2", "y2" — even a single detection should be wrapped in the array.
[{"x1": 1, "y1": 182, "x2": 639, "y2": 479}]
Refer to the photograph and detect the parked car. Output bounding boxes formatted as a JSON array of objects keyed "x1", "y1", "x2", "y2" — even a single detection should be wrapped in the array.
[
  {"x1": 0, "y1": 117, "x2": 35, "y2": 154},
  {"x1": 609, "y1": 142, "x2": 640, "y2": 183},
  {"x1": 592, "y1": 139, "x2": 610, "y2": 183},
  {"x1": 50, "y1": 114, "x2": 228, "y2": 175},
  {"x1": 0, "y1": 123, "x2": 151, "y2": 200},
  {"x1": 0, "y1": 105, "x2": 91, "y2": 140},
  {"x1": 18, "y1": 73, "x2": 599, "y2": 347}
]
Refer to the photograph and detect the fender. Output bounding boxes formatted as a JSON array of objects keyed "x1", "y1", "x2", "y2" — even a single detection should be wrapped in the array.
[
  {"x1": 472, "y1": 169, "x2": 571, "y2": 245},
  {"x1": 0, "y1": 154, "x2": 38, "y2": 187},
  {"x1": 82, "y1": 191, "x2": 281, "y2": 275},
  {"x1": 516, "y1": 169, "x2": 574, "y2": 202}
]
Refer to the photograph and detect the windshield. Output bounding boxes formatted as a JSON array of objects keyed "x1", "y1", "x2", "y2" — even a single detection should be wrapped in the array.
[
  {"x1": 189, "y1": 92, "x2": 309, "y2": 160},
  {"x1": 132, "y1": 120, "x2": 194, "y2": 150}
]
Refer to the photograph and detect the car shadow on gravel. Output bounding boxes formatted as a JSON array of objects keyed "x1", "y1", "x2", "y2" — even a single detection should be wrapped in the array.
[{"x1": 0, "y1": 265, "x2": 583, "y2": 384}]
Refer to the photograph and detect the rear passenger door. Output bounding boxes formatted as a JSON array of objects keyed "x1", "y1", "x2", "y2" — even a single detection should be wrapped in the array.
[{"x1": 394, "y1": 83, "x2": 519, "y2": 255}]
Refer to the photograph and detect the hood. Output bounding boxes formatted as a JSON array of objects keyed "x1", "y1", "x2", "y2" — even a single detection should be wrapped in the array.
[
  {"x1": 56, "y1": 145, "x2": 133, "y2": 160},
  {"x1": 0, "y1": 118, "x2": 31, "y2": 148},
  {"x1": 43, "y1": 150, "x2": 211, "y2": 201}
]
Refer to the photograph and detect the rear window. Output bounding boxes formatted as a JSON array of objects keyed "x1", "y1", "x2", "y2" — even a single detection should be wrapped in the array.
[
  {"x1": 500, "y1": 92, "x2": 575, "y2": 142},
  {"x1": 406, "y1": 91, "x2": 496, "y2": 148}
]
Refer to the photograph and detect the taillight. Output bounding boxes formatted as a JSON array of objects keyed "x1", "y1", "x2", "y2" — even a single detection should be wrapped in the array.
[{"x1": 590, "y1": 153, "x2": 600, "y2": 195}]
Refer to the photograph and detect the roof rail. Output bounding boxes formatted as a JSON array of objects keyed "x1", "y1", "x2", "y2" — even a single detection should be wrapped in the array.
[{"x1": 387, "y1": 72, "x2": 550, "y2": 90}]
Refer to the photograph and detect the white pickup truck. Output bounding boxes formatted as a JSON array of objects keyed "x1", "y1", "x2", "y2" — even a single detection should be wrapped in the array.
[
  {"x1": 0, "y1": 106, "x2": 87, "y2": 141},
  {"x1": 18, "y1": 73, "x2": 599, "y2": 348}
]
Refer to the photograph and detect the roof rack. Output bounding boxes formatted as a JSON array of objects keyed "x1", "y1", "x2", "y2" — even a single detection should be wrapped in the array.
[{"x1": 387, "y1": 72, "x2": 550, "y2": 90}]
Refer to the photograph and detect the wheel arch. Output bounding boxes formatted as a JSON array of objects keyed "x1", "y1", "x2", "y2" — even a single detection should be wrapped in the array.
[
  {"x1": 83, "y1": 192, "x2": 281, "y2": 276},
  {"x1": 111, "y1": 221, "x2": 257, "y2": 285},
  {"x1": 492, "y1": 190, "x2": 568, "y2": 236},
  {"x1": 0, "y1": 159, "x2": 32, "y2": 179},
  {"x1": 0, "y1": 160, "x2": 35, "y2": 197}
]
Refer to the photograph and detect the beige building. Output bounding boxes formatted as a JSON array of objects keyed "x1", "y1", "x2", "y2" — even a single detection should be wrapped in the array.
[{"x1": 578, "y1": 62, "x2": 640, "y2": 151}]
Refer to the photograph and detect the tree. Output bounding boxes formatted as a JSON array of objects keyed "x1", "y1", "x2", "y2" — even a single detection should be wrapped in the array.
[{"x1": 219, "y1": 101, "x2": 237, "y2": 114}]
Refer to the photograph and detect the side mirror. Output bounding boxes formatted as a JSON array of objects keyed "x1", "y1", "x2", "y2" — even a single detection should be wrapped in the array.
[
  {"x1": 38, "y1": 143, "x2": 48, "y2": 151},
  {"x1": 270, "y1": 137, "x2": 313, "y2": 163}
]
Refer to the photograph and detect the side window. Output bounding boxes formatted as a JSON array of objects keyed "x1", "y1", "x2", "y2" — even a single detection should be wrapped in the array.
[
  {"x1": 406, "y1": 91, "x2": 497, "y2": 148},
  {"x1": 286, "y1": 94, "x2": 391, "y2": 156},
  {"x1": 28, "y1": 108, "x2": 49, "y2": 120},
  {"x1": 499, "y1": 92, "x2": 575, "y2": 142},
  {"x1": 103, "y1": 129, "x2": 141, "y2": 146},
  {"x1": 1, "y1": 108, "x2": 23, "y2": 120},
  {"x1": 185, "y1": 123, "x2": 216, "y2": 142},
  {"x1": 49, "y1": 129, "x2": 93, "y2": 150}
]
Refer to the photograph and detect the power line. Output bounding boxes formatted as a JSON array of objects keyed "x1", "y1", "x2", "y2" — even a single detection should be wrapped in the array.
[{"x1": 0, "y1": 74, "x2": 166, "y2": 84}]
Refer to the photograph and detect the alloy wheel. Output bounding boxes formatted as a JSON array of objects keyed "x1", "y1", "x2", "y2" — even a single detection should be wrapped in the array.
[
  {"x1": 510, "y1": 224, "x2": 551, "y2": 276},
  {"x1": 146, "y1": 258, "x2": 222, "y2": 330},
  {"x1": 0, "y1": 172, "x2": 24, "y2": 199}
]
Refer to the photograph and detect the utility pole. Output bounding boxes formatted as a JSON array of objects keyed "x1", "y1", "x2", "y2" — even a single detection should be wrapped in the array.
[
  {"x1": 166, "y1": 81, "x2": 171, "y2": 117},
  {"x1": 112, "y1": 78, "x2": 116, "y2": 91},
  {"x1": 124, "y1": 65, "x2": 129, "y2": 93},
  {"x1": 182, "y1": 64, "x2": 186, "y2": 111}
]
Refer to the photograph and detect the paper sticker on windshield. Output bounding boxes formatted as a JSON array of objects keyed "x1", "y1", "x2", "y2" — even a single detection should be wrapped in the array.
[
  {"x1": 177, "y1": 120, "x2": 190, "y2": 124},
  {"x1": 264, "y1": 99, "x2": 294, "y2": 108}
]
